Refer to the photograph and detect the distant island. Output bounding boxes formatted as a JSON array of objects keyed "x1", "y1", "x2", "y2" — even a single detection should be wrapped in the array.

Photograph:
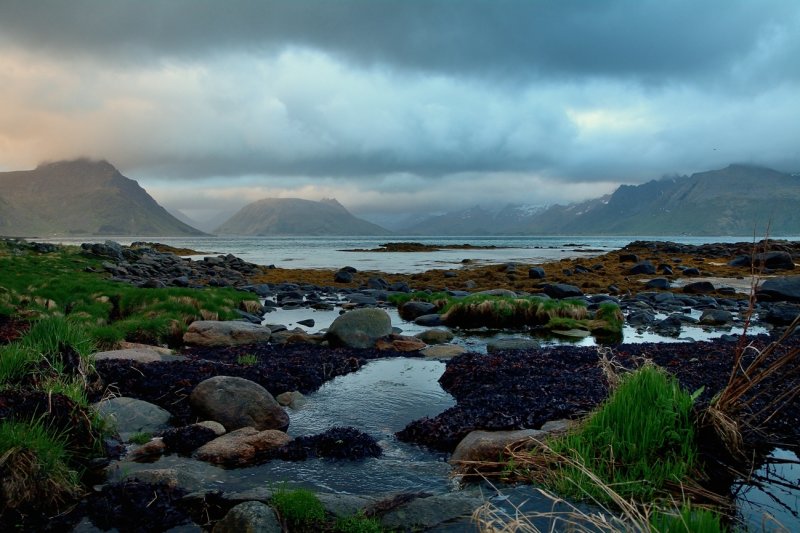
[{"x1": 342, "y1": 242, "x2": 503, "y2": 252}]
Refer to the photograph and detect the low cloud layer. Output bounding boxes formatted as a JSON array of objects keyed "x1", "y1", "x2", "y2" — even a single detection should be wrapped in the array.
[{"x1": 1, "y1": 1, "x2": 798, "y2": 222}]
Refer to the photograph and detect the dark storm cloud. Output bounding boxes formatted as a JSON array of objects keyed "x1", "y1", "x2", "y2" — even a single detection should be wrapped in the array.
[{"x1": 0, "y1": 0, "x2": 796, "y2": 83}]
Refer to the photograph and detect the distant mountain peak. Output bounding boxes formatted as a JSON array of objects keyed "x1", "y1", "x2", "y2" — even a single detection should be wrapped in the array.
[
  {"x1": 215, "y1": 197, "x2": 390, "y2": 236},
  {"x1": 0, "y1": 159, "x2": 204, "y2": 237}
]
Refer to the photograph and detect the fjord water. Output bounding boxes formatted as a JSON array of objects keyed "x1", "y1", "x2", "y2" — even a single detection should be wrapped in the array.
[{"x1": 40, "y1": 234, "x2": 787, "y2": 272}]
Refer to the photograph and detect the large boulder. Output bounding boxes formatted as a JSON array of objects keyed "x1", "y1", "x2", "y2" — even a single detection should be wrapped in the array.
[
  {"x1": 683, "y1": 281, "x2": 715, "y2": 294},
  {"x1": 699, "y1": 309, "x2": 734, "y2": 326},
  {"x1": 378, "y1": 492, "x2": 483, "y2": 532},
  {"x1": 449, "y1": 429, "x2": 544, "y2": 466},
  {"x1": 189, "y1": 376, "x2": 289, "y2": 432},
  {"x1": 326, "y1": 308, "x2": 393, "y2": 349},
  {"x1": 92, "y1": 397, "x2": 171, "y2": 441},
  {"x1": 755, "y1": 252, "x2": 795, "y2": 270},
  {"x1": 758, "y1": 276, "x2": 800, "y2": 303},
  {"x1": 541, "y1": 283, "x2": 583, "y2": 299},
  {"x1": 629, "y1": 261, "x2": 656, "y2": 275},
  {"x1": 194, "y1": 427, "x2": 291, "y2": 466},
  {"x1": 183, "y1": 321, "x2": 271, "y2": 347},
  {"x1": 398, "y1": 301, "x2": 438, "y2": 321},
  {"x1": 213, "y1": 501, "x2": 281, "y2": 533}
]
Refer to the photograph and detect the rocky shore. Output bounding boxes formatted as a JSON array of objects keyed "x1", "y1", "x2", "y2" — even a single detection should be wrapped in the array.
[{"x1": 1, "y1": 237, "x2": 799, "y2": 531}]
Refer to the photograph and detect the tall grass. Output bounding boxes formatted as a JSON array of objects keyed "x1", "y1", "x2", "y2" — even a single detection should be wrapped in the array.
[
  {"x1": 521, "y1": 365, "x2": 699, "y2": 503},
  {"x1": 0, "y1": 344, "x2": 36, "y2": 386},
  {"x1": 0, "y1": 418, "x2": 81, "y2": 512}
]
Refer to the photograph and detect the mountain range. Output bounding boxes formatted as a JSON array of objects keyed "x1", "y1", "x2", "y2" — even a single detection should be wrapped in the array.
[
  {"x1": 0, "y1": 159, "x2": 204, "y2": 237},
  {"x1": 402, "y1": 164, "x2": 800, "y2": 236},
  {"x1": 0, "y1": 160, "x2": 797, "y2": 237}
]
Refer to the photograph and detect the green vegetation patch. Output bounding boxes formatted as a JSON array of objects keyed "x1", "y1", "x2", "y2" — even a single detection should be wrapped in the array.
[
  {"x1": 541, "y1": 364, "x2": 699, "y2": 503},
  {"x1": 334, "y1": 512, "x2": 384, "y2": 533},
  {"x1": 271, "y1": 487, "x2": 327, "y2": 531},
  {"x1": 0, "y1": 241, "x2": 257, "y2": 348},
  {"x1": 0, "y1": 418, "x2": 81, "y2": 513},
  {"x1": 390, "y1": 291, "x2": 622, "y2": 336}
]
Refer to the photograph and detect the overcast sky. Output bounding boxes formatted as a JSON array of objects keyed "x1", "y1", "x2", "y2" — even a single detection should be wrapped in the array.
[{"x1": 1, "y1": 0, "x2": 798, "y2": 224}]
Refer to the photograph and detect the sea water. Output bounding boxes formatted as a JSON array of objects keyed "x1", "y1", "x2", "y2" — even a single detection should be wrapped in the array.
[{"x1": 36, "y1": 234, "x2": 788, "y2": 273}]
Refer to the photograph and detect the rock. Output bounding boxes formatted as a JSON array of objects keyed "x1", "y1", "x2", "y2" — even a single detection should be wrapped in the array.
[
  {"x1": 161, "y1": 424, "x2": 219, "y2": 455},
  {"x1": 476, "y1": 289, "x2": 518, "y2": 298},
  {"x1": 183, "y1": 321, "x2": 271, "y2": 347},
  {"x1": 528, "y1": 266, "x2": 546, "y2": 279},
  {"x1": 326, "y1": 308, "x2": 393, "y2": 349},
  {"x1": 699, "y1": 309, "x2": 734, "y2": 326},
  {"x1": 758, "y1": 276, "x2": 800, "y2": 303},
  {"x1": 421, "y1": 345, "x2": 466, "y2": 359},
  {"x1": 196, "y1": 420, "x2": 227, "y2": 436},
  {"x1": 541, "y1": 283, "x2": 583, "y2": 299},
  {"x1": 317, "y1": 493, "x2": 376, "y2": 518},
  {"x1": 127, "y1": 439, "x2": 167, "y2": 461},
  {"x1": 486, "y1": 338, "x2": 540, "y2": 353},
  {"x1": 378, "y1": 492, "x2": 483, "y2": 532},
  {"x1": 629, "y1": 261, "x2": 656, "y2": 275},
  {"x1": 414, "y1": 313, "x2": 444, "y2": 327},
  {"x1": 194, "y1": 427, "x2": 291, "y2": 466},
  {"x1": 644, "y1": 278, "x2": 671, "y2": 290},
  {"x1": 763, "y1": 303, "x2": 800, "y2": 325},
  {"x1": 297, "y1": 318, "x2": 315, "y2": 327},
  {"x1": 118, "y1": 467, "x2": 203, "y2": 493},
  {"x1": 652, "y1": 315, "x2": 683, "y2": 337},
  {"x1": 683, "y1": 281, "x2": 715, "y2": 294},
  {"x1": 754, "y1": 251, "x2": 795, "y2": 270},
  {"x1": 93, "y1": 348, "x2": 187, "y2": 363},
  {"x1": 618, "y1": 253, "x2": 639, "y2": 263},
  {"x1": 93, "y1": 397, "x2": 171, "y2": 441},
  {"x1": 682, "y1": 267, "x2": 702, "y2": 276},
  {"x1": 189, "y1": 376, "x2": 289, "y2": 432},
  {"x1": 449, "y1": 429, "x2": 543, "y2": 466},
  {"x1": 213, "y1": 501, "x2": 281, "y2": 533},
  {"x1": 334, "y1": 269, "x2": 354, "y2": 283},
  {"x1": 376, "y1": 334, "x2": 427, "y2": 352},
  {"x1": 415, "y1": 329, "x2": 455, "y2": 345},
  {"x1": 275, "y1": 391, "x2": 307, "y2": 409},
  {"x1": 399, "y1": 301, "x2": 438, "y2": 320}
]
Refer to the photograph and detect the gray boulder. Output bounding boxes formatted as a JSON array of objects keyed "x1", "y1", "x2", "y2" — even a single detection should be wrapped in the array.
[
  {"x1": 189, "y1": 376, "x2": 289, "y2": 432},
  {"x1": 758, "y1": 276, "x2": 800, "y2": 303},
  {"x1": 414, "y1": 313, "x2": 444, "y2": 327},
  {"x1": 415, "y1": 328, "x2": 454, "y2": 344},
  {"x1": 699, "y1": 309, "x2": 734, "y2": 326},
  {"x1": 93, "y1": 397, "x2": 171, "y2": 441},
  {"x1": 379, "y1": 492, "x2": 483, "y2": 532},
  {"x1": 528, "y1": 266, "x2": 546, "y2": 279},
  {"x1": 326, "y1": 308, "x2": 393, "y2": 348},
  {"x1": 629, "y1": 261, "x2": 656, "y2": 275},
  {"x1": 486, "y1": 338, "x2": 540, "y2": 353},
  {"x1": 183, "y1": 321, "x2": 271, "y2": 347},
  {"x1": 762, "y1": 302, "x2": 800, "y2": 325},
  {"x1": 541, "y1": 283, "x2": 583, "y2": 299},
  {"x1": 399, "y1": 301, "x2": 438, "y2": 321},
  {"x1": 683, "y1": 281, "x2": 715, "y2": 294},
  {"x1": 213, "y1": 501, "x2": 281, "y2": 533}
]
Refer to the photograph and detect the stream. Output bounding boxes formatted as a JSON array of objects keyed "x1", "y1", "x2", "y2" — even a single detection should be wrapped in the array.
[{"x1": 107, "y1": 302, "x2": 797, "y2": 530}]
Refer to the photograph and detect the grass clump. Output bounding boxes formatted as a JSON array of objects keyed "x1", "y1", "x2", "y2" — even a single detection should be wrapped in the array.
[
  {"x1": 536, "y1": 364, "x2": 698, "y2": 503},
  {"x1": 650, "y1": 504, "x2": 726, "y2": 532},
  {"x1": 271, "y1": 487, "x2": 326, "y2": 531},
  {"x1": 0, "y1": 344, "x2": 36, "y2": 386},
  {"x1": 128, "y1": 432, "x2": 152, "y2": 445},
  {"x1": 236, "y1": 353, "x2": 258, "y2": 366},
  {"x1": 0, "y1": 418, "x2": 81, "y2": 514}
]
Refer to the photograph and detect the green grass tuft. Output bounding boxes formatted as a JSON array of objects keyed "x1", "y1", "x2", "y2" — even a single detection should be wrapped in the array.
[
  {"x1": 0, "y1": 418, "x2": 81, "y2": 511},
  {"x1": 650, "y1": 504, "x2": 727, "y2": 532},
  {"x1": 271, "y1": 487, "x2": 326, "y2": 531},
  {"x1": 236, "y1": 353, "x2": 258, "y2": 366},
  {"x1": 544, "y1": 364, "x2": 698, "y2": 502}
]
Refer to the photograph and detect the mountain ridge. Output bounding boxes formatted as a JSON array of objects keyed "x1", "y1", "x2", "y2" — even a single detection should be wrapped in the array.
[
  {"x1": 0, "y1": 159, "x2": 205, "y2": 237},
  {"x1": 403, "y1": 164, "x2": 800, "y2": 236},
  {"x1": 215, "y1": 197, "x2": 391, "y2": 236}
]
